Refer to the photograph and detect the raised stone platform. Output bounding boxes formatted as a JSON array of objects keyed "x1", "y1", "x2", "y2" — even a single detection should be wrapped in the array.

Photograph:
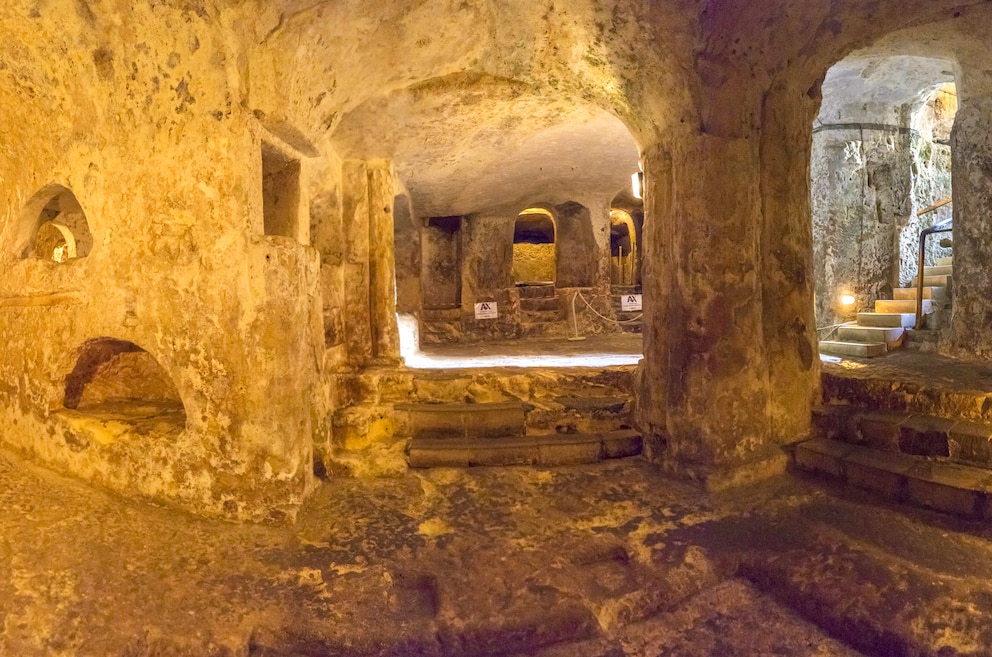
[{"x1": 327, "y1": 360, "x2": 639, "y2": 477}]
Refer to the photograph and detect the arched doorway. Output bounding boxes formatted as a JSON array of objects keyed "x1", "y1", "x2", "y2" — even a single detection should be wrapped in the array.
[
  {"x1": 812, "y1": 54, "x2": 957, "y2": 356},
  {"x1": 512, "y1": 208, "x2": 556, "y2": 286}
]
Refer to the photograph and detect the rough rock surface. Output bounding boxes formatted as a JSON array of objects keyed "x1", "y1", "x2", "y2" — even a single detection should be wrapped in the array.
[{"x1": 9, "y1": 443, "x2": 992, "y2": 656}]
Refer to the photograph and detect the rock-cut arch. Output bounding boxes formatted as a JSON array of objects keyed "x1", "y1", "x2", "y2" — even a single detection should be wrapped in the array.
[
  {"x1": 63, "y1": 338, "x2": 185, "y2": 420},
  {"x1": 13, "y1": 185, "x2": 94, "y2": 261}
]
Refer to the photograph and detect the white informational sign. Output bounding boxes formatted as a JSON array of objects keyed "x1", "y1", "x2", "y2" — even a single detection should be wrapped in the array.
[
  {"x1": 621, "y1": 294, "x2": 642, "y2": 312},
  {"x1": 474, "y1": 301, "x2": 498, "y2": 319}
]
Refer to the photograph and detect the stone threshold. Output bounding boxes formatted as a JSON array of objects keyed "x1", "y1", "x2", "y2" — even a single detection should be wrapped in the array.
[{"x1": 408, "y1": 429, "x2": 643, "y2": 468}]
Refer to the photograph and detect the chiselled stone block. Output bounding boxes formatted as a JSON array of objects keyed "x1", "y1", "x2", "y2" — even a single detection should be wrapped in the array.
[
  {"x1": 898, "y1": 415, "x2": 952, "y2": 457},
  {"x1": 538, "y1": 437, "x2": 603, "y2": 466},
  {"x1": 403, "y1": 402, "x2": 525, "y2": 440},
  {"x1": 843, "y1": 448, "x2": 914, "y2": 499},
  {"x1": 905, "y1": 461, "x2": 991, "y2": 518},
  {"x1": 794, "y1": 438, "x2": 854, "y2": 478},
  {"x1": 601, "y1": 430, "x2": 643, "y2": 459},
  {"x1": 947, "y1": 420, "x2": 992, "y2": 467},
  {"x1": 856, "y1": 410, "x2": 908, "y2": 452}
]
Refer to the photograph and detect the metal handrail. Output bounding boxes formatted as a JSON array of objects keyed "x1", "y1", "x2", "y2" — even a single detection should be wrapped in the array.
[
  {"x1": 915, "y1": 223, "x2": 952, "y2": 330},
  {"x1": 917, "y1": 197, "x2": 952, "y2": 217}
]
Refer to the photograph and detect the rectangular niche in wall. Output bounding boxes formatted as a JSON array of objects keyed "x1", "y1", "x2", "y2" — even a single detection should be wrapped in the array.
[{"x1": 261, "y1": 142, "x2": 301, "y2": 239}]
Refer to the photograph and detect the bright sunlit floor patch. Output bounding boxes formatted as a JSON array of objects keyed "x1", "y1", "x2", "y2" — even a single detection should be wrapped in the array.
[{"x1": 397, "y1": 314, "x2": 643, "y2": 369}]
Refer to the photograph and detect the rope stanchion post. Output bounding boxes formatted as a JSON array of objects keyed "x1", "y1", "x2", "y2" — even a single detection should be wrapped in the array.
[{"x1": 569, "y1": 291, "x2": 587, "y2": 341}]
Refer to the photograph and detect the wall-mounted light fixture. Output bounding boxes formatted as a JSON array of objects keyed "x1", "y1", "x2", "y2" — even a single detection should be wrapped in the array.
[
  {"x1": 631, "y1": 171, "x2": 644, "y2": 200},
  {"x1": 840, "y1": 294, "x2": 856, "y2": 306}
]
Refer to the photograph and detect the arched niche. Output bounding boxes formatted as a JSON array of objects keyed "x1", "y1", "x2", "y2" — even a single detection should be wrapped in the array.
[
  {"x1": 610, "y1": 187, "x2": 645, "y2": 287},
  {"x1": 63, "y1": 338, "x2": 186, "y2": 423},
  {"x1": 13, "y1": 185, "x2": 94, "y2": 262},
  {"x1": 610, "y1": 209, "x2": 637, "y2": 286},
  {"x1": 512, "y1": 207, "x2": 556, "y2": 285}
]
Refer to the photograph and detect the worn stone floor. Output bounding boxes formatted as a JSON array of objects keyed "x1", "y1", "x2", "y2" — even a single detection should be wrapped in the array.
[
  {"x1": 4, "y1": 442, "x2": 992, "y2": 657},
  {"x1": 821, "y1": 349, "x2": 992, "y2": 393},
  {"x1": 403, "y1": 332, "x2": 643, "y2": 369}
]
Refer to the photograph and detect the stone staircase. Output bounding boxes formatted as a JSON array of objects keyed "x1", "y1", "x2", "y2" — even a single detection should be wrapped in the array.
[
  {"x1": 517, "y1": 283, "x2": 566, "y2": 337},
  {"x1": 794, "y1": 355, "x2": 992, "y2": 520},
  {"x1": 610, "y1": 285, "x2": 643, "y2": 333},
  {"x1": 819, "y1": 256, "x2": 952, "y2": 358}
]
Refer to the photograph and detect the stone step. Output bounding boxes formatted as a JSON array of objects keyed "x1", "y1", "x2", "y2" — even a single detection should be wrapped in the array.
[
  {"x1": 891, "y1": 286, "x2": 944, "y2": 301},
  {"x1": 936, "y1": 256, "x2": 953, "y2": 267},
  {"x1": 874, "y1": 299, "x2": 933, "y2": 314},
  {"x1": 519, "y1": 321, "x2": 570, "y2": 340},
  {"x1": 610, "y1": 285, "x2": 642, "y2": 295},
  {"x1": 835, "y1": 324, "x2": 904, "y2": 346},
  {"x1": 856, "y1": 312, "x2": 915, "y2": 328},
  {"x1": 517, "y1": 284, "x2": 556, "y2": 299},
  {"x1": 794, "y1": 437, "x2": 992, "y2": 519},
  {"x1": 519, "y1": 297, "x2": 560, "y2": 312},
  {"x1": 812, "y1": 405, "x2": 992, "y2": 468},
  {"x1": 408, "y1": 429, "x2": 643, "y2": 468},
  {"x1": 555, "y1": 395, "x2": 628, "y2": 414},
  {"x1": 821, "y1": 362, "x2": 992, "y2": 427},
  {"x1": 923, "y1": 264, "x2": 953, "y2": 277},
  {"x1": 903, "y1": 328, "x2": 940, "y2": 352},
  {"x1": 520, "y1": 308, "x2": 566, "y2": 323},
  {"x1": 910, "y1": 274, "x2": 951, "y2": 288},
  {"x1": 400, "y1": 402, "x2": 526, "y2": 440},
  {"x1": 818, "y1": 341, "x2": 886, "y2": 358}
]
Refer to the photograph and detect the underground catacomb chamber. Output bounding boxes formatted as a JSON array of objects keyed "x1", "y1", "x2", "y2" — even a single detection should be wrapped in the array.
[{"x1": 61, "y1": 338, "x2": 187, "y2": 434}]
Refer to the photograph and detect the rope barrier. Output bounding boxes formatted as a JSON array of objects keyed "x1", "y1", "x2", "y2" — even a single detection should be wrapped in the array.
[{"x1": 571, "y1": 290, "x2": 643, "y2": 327}]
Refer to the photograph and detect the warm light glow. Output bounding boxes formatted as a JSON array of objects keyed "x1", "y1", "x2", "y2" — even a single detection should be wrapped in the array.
[
  {"x1": 631, "y1": 172, "x2": 644, "y2": 199},
  {"x1": 840, "y1": 294, "x2": 856, "y2": 306}
]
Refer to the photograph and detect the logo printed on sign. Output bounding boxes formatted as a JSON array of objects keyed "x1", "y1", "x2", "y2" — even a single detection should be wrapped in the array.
[
  {"x1": 474, "y1": 302, "x2": 498, "y2": 319},
  {"x1": 621, "y1": 294, "x2": 642, "y2": 312}
]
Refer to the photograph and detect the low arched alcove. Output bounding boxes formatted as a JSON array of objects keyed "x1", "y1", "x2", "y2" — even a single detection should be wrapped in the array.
[
  {"x1": 512, "y1": 208, "x2": 556, "y2": 285},
  {"x1": 14, "y1": 185, "x2": 94, "y2": 262},
  {"x1": 63, "y1": 338, "x2": 186, "y2": 426}
]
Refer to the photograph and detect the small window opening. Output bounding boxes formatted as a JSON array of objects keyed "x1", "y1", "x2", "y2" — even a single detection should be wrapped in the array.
[
  {"x1": 262, "y1": 143, "x2": 301, "y2": 239},
  {"x1": 17, "y1": 186, "x2": 92, "y2": 261}
]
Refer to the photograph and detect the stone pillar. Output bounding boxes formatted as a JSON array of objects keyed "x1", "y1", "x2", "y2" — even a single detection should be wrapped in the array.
[
  {"x1": 340, "y1": 160, "x2": 400, "y2": 365},
  {"x1": 367, "y1": 161, "x2": 400, "y2": 363},
  {"x1": 948, "y1": 92, "x2": 992, "y2": 358},
  {"x1": 461, "y1": 212, "x2": 517, "y2": 340},
  {"x1": 555, "y1": 201, "x2": 597, "y2": 288},
  {"x1": 759, "y1": 83, "x2": 820, "y2": 443},
  {"x1": 341, "y1": 160, "x2": 373, "y2": 366},
  {"x1": 639, "y1": 133, "x2": 777, "y2": 487},
  {"x1": 587, "y1": 197, "x2": 613, "y2": 292}
]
